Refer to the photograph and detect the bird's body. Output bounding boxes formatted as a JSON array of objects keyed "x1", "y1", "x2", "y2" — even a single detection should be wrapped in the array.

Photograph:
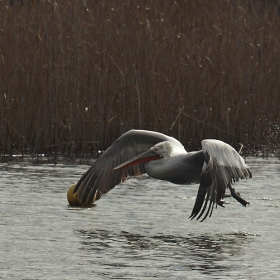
[
  {"x1": 71, "y1": 129, "x2": 252, "y2": 221},
  {"x1": 145, "y1": 151, "x2": 203, "y2": 185}
]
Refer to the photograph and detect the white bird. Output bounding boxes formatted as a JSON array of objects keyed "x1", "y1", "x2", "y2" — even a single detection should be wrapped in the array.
[{"x1": 73, "y1": 129, "x2": 252, "y2": 221}]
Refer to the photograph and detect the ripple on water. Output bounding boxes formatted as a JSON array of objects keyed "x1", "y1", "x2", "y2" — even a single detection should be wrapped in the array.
[{"x1": 74, "y1": 228, "x2": 261, "y2": 278}]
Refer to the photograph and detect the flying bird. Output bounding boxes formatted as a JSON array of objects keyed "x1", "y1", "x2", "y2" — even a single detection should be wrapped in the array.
[{"x1": 71, "y1": 129, "x2": 252, "y2": 221}]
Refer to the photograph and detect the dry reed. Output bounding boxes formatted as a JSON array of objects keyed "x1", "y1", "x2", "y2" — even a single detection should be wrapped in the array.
[{"x1": 0, "y1": 0, "x2": 280, "y2": 161}]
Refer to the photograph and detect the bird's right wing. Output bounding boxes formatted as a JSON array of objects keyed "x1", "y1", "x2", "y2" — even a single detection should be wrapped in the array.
[
  {"x1": 73, "y1": 130, "x2": 181, "y2": 205},
  {"x1": 189, "y1": 139, "x2": 252, "y2": 221}
]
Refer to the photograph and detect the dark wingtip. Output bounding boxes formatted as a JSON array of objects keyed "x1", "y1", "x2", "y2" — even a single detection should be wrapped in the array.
[
  {"x1": 189, "y1": 213, "x2": 197, "y2": 220},
  {"x1": 248, "y1": 169, "x2": 253, "y2": 178},
  {"x1": 73, "y1": 183, "x2": 79, "y2": 194}
]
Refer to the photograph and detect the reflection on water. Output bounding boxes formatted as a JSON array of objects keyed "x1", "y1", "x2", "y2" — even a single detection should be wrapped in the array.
[
  {"x1": 1, "y1": 158, "x2": 280, "y2": 279},
  {"x1": 76, "y1": 229, "x2": 255, "y2": 277}
]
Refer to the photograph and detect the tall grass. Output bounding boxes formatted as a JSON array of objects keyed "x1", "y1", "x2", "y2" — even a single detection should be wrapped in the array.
[{"x1": 0, "y1": 0, "x2": 280, "y2": 160}]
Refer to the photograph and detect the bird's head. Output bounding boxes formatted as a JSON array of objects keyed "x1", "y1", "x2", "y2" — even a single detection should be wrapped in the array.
[
  {"x1": 112, "y1": 141, "x2": 172, "y2": 171},
  {"x1": 150, "y1": 141, "x2": 172, "y2": 158}
]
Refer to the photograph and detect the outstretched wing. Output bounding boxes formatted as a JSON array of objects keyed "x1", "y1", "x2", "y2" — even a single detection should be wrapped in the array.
[
  {"x1": 73, "y1": 130, "x2": 180, "y2": 205},
  {"x1": 189, "y1": 139, "x2": 252, "y2": 221}
]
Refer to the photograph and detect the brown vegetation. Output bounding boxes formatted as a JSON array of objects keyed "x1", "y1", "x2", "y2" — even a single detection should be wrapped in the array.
[{"x1": 0, "y1": 0, "x2": 280, "y2": 161}]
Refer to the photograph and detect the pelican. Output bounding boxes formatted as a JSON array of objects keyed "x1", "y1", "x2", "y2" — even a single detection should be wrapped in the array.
[{"x1": 71, "y1": 129, "x2": 252, "y2": 221}]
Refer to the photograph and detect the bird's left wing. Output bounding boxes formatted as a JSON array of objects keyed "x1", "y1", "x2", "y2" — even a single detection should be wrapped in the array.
[
  {"x1": 189, "y1": 139, "x2": 252, "y2": 221},
  {"x1": 73, "y1": 130, "x2": 175, "y2": 205}
]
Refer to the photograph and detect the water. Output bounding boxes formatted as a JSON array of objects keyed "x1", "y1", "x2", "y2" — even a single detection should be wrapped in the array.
[{"x1": 0, "y1": 157, "x2": 280, "y2": 279}]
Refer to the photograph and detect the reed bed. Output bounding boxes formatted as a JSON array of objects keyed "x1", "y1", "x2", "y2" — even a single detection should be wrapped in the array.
[{"x1": 0, "y1": 0, "x2": 280, "y2": 161}]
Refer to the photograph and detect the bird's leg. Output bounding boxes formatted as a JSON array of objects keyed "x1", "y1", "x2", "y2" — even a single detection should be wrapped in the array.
[
  {"x1": 228, "y1": 183, "x2": 249, "y2": 207},
  {"x1": 217, "y1": 200, "x2": 225, "y2": 208}
]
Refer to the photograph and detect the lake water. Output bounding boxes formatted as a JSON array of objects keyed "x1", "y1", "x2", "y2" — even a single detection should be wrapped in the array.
[{"x1": 0, "y1": 157, "x2": 279, "y2": 279}]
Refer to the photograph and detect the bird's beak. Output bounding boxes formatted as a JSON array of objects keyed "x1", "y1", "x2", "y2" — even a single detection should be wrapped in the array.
[{"x1": 112, "y1": 149, "x2": 162, "y2": 171}]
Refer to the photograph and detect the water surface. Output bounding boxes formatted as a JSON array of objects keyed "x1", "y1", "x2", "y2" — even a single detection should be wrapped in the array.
[{"x1": 0, "y1": 157, "x2": 279, "y2": 279}]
